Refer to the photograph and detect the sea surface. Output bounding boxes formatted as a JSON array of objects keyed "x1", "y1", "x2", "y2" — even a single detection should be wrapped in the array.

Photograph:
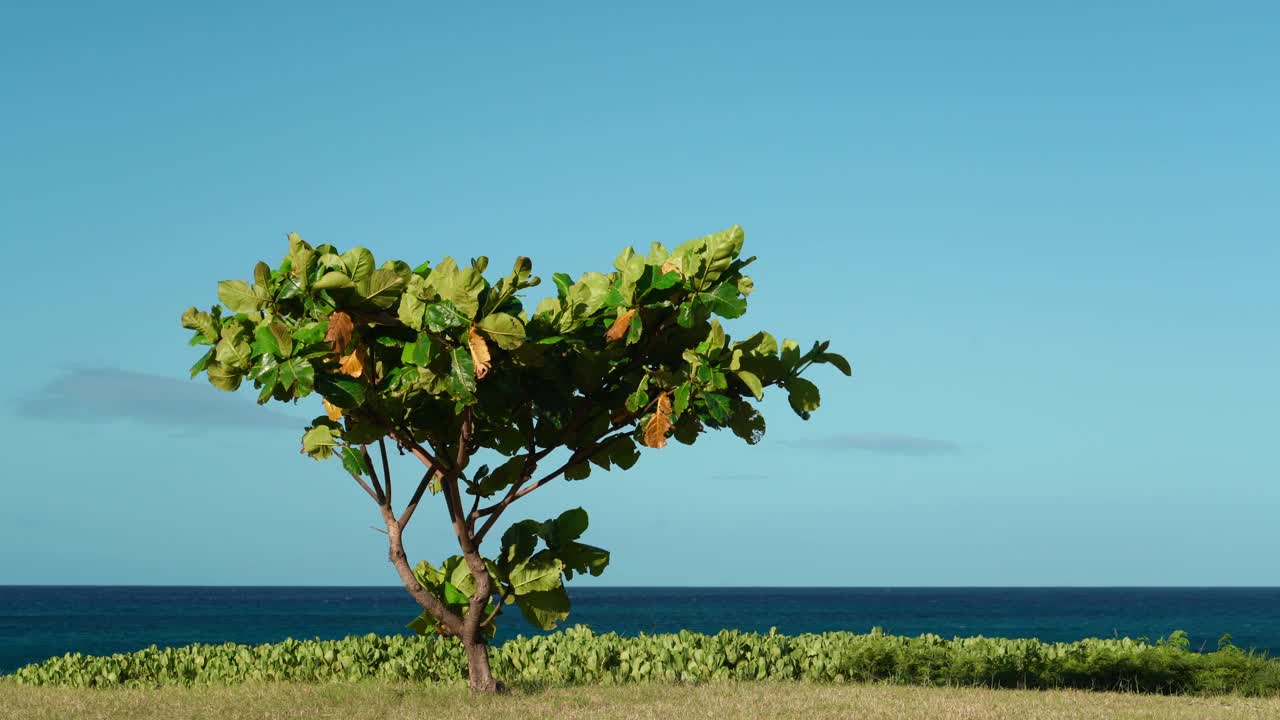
[{"x1": 2, "y1": 586, "x2": 1277, "y2": 673}]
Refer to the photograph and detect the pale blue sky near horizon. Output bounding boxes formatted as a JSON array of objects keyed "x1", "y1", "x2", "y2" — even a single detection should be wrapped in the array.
[{"x1": 1, "y1": 1, "x2": 1276, "y2": 586}]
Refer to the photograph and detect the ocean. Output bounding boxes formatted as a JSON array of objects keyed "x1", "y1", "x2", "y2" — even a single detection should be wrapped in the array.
[{"x1": 2, "y1": 586, "x2": 1277, "y2": 674}]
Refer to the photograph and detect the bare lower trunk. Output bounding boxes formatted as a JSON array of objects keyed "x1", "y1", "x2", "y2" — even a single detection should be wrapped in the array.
[{"x1": 464, "y1": 634, "x2": 502, "y2": 693}]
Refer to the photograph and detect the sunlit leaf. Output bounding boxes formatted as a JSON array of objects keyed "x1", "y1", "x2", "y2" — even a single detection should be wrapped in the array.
[
  {"x1": 604, "y1": 308, "x2": 636, "y2": 343},
  {"x1": 643, "y1": 392, "x2": 672, "y2": 448},
  {"x1": 468, "y1": 326, "x2": 492, "y2": 380}
]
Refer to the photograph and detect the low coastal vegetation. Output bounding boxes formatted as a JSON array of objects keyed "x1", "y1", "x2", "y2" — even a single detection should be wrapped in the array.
[{"x1": 9, "y1": 627, "x2": 1279, "y2": 696}]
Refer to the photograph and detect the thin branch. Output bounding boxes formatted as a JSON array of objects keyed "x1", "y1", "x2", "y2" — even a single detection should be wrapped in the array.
[
  {"x1": 473, "y1": 425, "x2": 636, "y2": 545},
  {"x1": 480, "y1": 585, "x2": 513, "y2": 628},
  {"x1": 397, "y1": 468, "x2": 436, "y2": 529},
  {"x1": 377, "y1": 437, "x2": 392, "y2": 505},
  {"x1": 347, "y1": 470, "x2": 379, "y2": 503},
  {"x1": 392, "y1": 429, "x2": 450, "y2": 476},
  {"x1": 361, "y1": 445, "x2": 386, "y2": 505},
  {"x1": 440, "y1": 410, "x2": 478, "y2": 554}
]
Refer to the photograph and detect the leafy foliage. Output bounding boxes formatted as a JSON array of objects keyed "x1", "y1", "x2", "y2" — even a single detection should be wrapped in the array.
[
  {"x1": 181, "y1": 226, "x2": 850, "y2": 645},
  {"x1": 12, "y1": 628, "x2": 1280, "y2": 696}
]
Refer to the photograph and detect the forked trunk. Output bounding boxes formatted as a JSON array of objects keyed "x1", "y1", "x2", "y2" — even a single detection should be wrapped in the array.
[{"x1": 464, "y1": 634, "x2": 502, "y2": 693}]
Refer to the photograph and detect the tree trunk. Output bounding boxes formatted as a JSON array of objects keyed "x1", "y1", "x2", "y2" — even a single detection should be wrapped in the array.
[{"x1": 463, "y1": 633, "x2": 502, "y2": 693}]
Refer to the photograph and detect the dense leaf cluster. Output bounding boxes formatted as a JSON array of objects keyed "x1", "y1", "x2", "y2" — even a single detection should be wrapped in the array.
[
  {"x1": 12, "y1": 628, "x2": 1279, "y2": 696},
  {"x1": 180, "y1": 226, "x2": 849, "y2": 639}
]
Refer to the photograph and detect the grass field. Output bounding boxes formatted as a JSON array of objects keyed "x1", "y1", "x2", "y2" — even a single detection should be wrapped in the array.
[{"x1": 2, "y1": 681, "x2": 1278, "y2": 720}]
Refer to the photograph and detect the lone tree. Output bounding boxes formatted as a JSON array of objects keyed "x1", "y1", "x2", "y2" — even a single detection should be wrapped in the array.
[{"x1": 181, "y1": 225, "x2": 848, "y2": 692}]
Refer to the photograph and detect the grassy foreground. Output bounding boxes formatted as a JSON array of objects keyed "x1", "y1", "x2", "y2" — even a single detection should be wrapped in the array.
[{"x1": 3, "y1": 680, "x2": 1279, "y2": 720}]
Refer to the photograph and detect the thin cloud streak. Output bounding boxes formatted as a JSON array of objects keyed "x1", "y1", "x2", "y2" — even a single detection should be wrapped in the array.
[
  {"x1": 786, "y1": 433, "x2": 961, "y2": 456},
  {"x1": 13, "y1": 367, "x2": 307, "y2": 432}
]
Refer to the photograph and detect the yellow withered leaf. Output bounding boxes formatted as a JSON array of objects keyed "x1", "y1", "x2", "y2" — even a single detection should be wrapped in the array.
[
  {"x1": 660, "y1": 260, "x2": 682, "y2": 277},
  {"x1": 605, "y1": 308, "x2": 637, "y2": 343},
  {"x1": 339, "y1": 349, "x2": 364, "y2": 378},
  {"x1": 325, "y1": 311, "x2": 355, "y2": 354},
  {"x1": 468, "y1": 326, "x2": 492, "y2": 380},
  {"x1": 643, "y1": 392, "x2": 672, "y2": 449},
  {"x1": 323, "y1": 397, "x2": 343, "y2": 421}
]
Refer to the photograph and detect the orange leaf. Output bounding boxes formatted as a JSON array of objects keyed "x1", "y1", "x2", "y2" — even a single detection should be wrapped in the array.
[
  {"x1": 660, "y1": 261, "x2": 682, "y2": 277},
  {"x1": 468, "y1": 326, "x2": 492, "y2": 380},
  {"x1": 325, "y1": 311, "x2": 355, "y2": 355},
  {"x1": 605, "y1": 308, "x2": 637, "y2": 343},
  {"x1": 339, "y1": 349, "x2": 364, "y2": 378},
  {"x1": 323, "y1": 397, "x2": 343, "y2": 421},
  {"x1": 643, "y1": 392, "x2": 672, "y2": 449}
]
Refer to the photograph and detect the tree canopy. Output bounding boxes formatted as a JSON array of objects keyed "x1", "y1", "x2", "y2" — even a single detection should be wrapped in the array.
[{"x1": 181, "y1": 224, "x2": 849, "y2": 680}]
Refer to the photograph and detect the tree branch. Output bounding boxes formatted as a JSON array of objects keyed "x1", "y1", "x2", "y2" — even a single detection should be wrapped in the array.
[
  {"x1": 480, "y1": 585, "x2": 513, "y2": 629},
  {"x1": 379, "y1": 504, "x2": 463, "y2": 637},
  {"x1": 378, "y1": 438, "x2": 392, "y2": 505},
  {"x1": 397, "y1": 467, "x2": 436, "y2": 529},
  {"x1": 473, "y1": 424, "x2": 637, "y2": 545},
  {"x1": 347, "y1": 470, "x2": 380, "y2": 503},
  {"x1": 361, "y1": 445, "x2": 386, "y2": 506}
]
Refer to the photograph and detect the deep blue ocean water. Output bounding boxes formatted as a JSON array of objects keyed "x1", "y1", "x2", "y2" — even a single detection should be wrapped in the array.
[{"x1": 2, "y1": 587, "x2": 1277, "y2": 673}]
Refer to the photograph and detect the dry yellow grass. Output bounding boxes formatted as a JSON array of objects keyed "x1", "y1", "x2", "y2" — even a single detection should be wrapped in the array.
[{"x1": 2, "y1": 681, "x2": 1278, "y2": 720}]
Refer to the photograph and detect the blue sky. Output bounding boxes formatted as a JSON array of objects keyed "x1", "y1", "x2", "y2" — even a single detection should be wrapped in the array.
[{"x1": 2, "y1": 1, "x2": 1276, "y2": 586}]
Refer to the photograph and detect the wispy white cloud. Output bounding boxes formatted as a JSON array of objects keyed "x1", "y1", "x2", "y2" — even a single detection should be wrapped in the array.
[{"x1": 13, "y1": 367, "x2": 307, "y2": 432}]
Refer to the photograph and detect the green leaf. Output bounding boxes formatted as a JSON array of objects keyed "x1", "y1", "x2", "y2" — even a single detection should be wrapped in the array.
[
  {"x1": 449, "y1": 346, "x2": 477, "y2": 392},
  {"x1": 564, "y1": 461, "x2": 591, "y2": 481},
  {"x1": 269, "y1": 322, "x2": 293, "y2": 357},
  {"x1": 397, "y1": 292, "x2": 426, "y2": 330},
  {"x1": 781, "y1": 339, "x2": 802, "y2": 369},
  {"x1": 341, "y1": 247, "x2": 376, "y2": 281},
  {"x1": 735, "y1": 370, "x2": 764, "y2": 401},
  {"x1": 277, "y1": 357, "x2": 315, "y2": 396},
  {"x1": 548, "y1": 507, "x2": 588, "y2": 546},
  {"x1": 355, "y1": 268, "x2": 404, "y2": 309},
  {"x1": 217, "y1": 280, "x2": 260, "y2": 314},
  {"x1": 313, "y1": 271, "x2": 353, "y2": 290},
  {"x1": 424, "y1": 301, "x2": 470, "y2": 332},
  {"x1": 786, "y1": 377, "x2": 821, "y2": 417},
  {"x1": 816, "y1": 351, "x2": 852, "y2": 376},
  {"x1": 477, "y1": 312, "x2": 526, "y2": 350},
  {"x1": 676, "y1": 301, "x2": 697, "y2": 328},
  {"x1": 189, "y1": 348, "x2": 214, "y2": 378},
  {"x1": 302, "y1": 425, "x2": 339, "y2": 460},
  {"x1": 670, "y1": 225, "x2": 745, "y2": 290},
  {"x1": 406, "y1": 612, "x2": 436, "y2": 636},
  {"x1": 552, "y1": 272, "x2": 573, "y2": 300},
  {"x1": 728, "y1": 402, "x2": 766, "y2": 445},
  {"x1": 400, "y1": 334, "x2": 438, "y2": 367},
  {"x1": 702, "y1": 393, "x2": 731, "y2": 424},
  {"x1": 475, "y1": 456, "x2": 525, "y2": 497},
  {"x1": 625, "y1": 388, "x2": 649, "y2": 413},
  {"x1": 180, "y1": 307, "x2": 220, "y2": 344},
  {"x1": 205, "y1": 363, "x2": 242, "y2": 391},
  {"x1": 315, "y1": 374, "x2": 366, "y2": 408},
  {"x1": 253, "y1": 261, "x2": 271, "y2": 288},
  {"x1": 651, "y1": 267, "x2": 681, "y2": 291},
  {"x1": 697, "y1": 282, "x2": 747, "y2": 319},
  {"x1": 499, "y1": 520, "x2": 541, "y2": 569},
  {"x1": 251, "y1": 324, "x2": 281, "y2": 358},
  {"x1": 340, "y1": 446, "x2": 367, "y2": 477},
  {"x1": 515, "y1": 585, "x2": 570, "y2": 631},
  {"x1": 215, "y1": 336, "x2": 252, "y2": 371},
  {"x1": 555, "y1": 542, "x2": 610, "y2": 580},
  {"x1": 507, "y1": 551, "x2": 564, "y2": 595},
  {"x1": 443, "y1": 581, "x2": 470, "y2": 606},
  {"x1": 673, "y1": 383, "x2": 692, "y2": 417},
  {"x1": 606, "y1": 435, "x2": 640, "y2": 470}
]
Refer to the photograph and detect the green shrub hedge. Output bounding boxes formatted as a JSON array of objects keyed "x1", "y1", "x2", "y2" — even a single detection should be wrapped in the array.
[{"x1": 9, "y1": 626, "x2": 1279, "y2": 695}]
